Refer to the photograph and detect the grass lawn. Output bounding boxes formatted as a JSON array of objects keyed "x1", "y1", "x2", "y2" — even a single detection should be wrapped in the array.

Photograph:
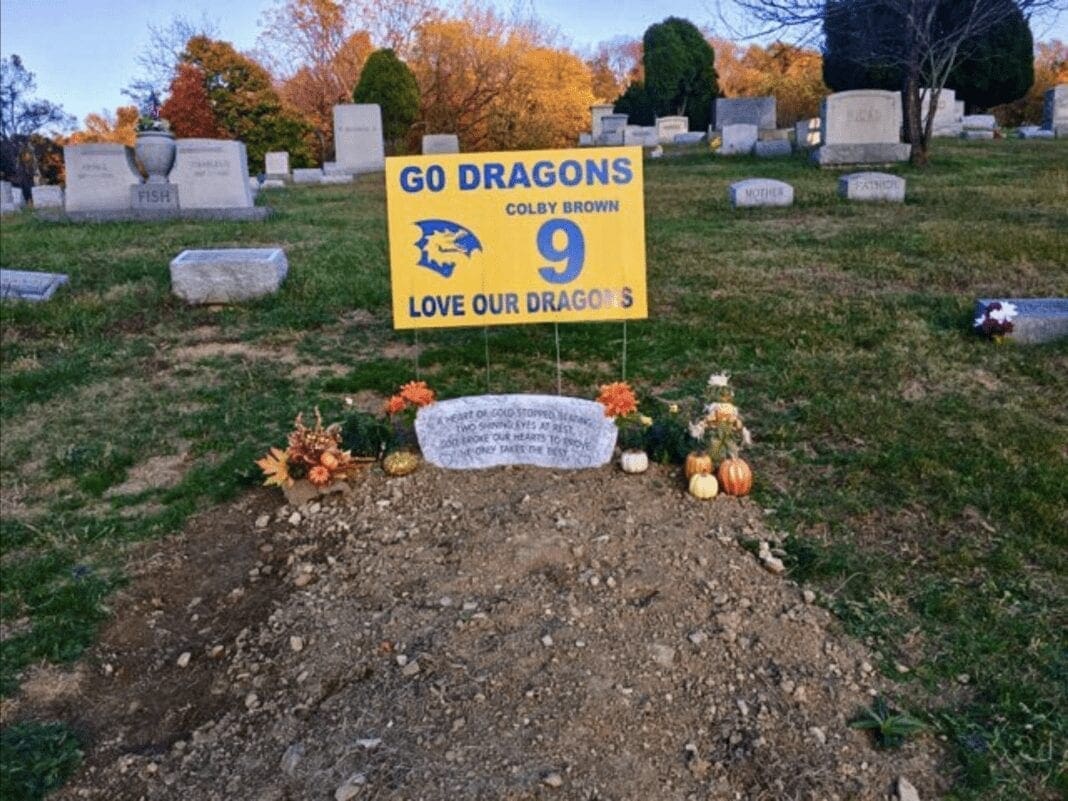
[{"x1": 1, "y1": 137, "x2": 1066, "y2": 799}]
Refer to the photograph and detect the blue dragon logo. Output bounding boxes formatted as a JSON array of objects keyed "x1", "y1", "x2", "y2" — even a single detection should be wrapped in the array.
[{"x1": 414, "y1": 219, "x2": 483, "y2": 278}]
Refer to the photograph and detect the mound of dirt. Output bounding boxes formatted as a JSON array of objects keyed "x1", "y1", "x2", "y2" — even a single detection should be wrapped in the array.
[{"x1": 26, "y1": 465, "x2": 943, "y2": 800}]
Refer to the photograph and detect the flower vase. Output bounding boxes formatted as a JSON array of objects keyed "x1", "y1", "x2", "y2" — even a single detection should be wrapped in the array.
[{"x1": 135, "y1": 130, "x2": 176, "y2": 183}]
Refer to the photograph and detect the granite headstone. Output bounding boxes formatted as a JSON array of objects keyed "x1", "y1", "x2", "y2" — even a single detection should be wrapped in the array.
[
  {"x1": 718, "y1": 123, "x2": 758, "y2": 155},
  {"x1": 838, "y1": 172, "x2": 905, "y2": 202},
  {"x1": 31, "y1": 185, "x2": 64, "y2": 208},
  {"x1": 714, "y1": 97, "x2": 776, "y2": 131},
  {"x1": 813, "y1": 90, "x2": 910, "y2": 166},
  {"x1": 655, "y1": 116, "x2": 689, "y2": 143},
  {"x1": 333, "y1": 104, "x2": 385, "y2": 174},
  {"x1": 63, "y1": 144, "x2": 140, "y2": 212},
  {"x1": 422, "y1": 134, "x2": 460, "y2": 154},
  {"x1": 1043, "y1": 84, "x2": 1067, "y2": 136},
  {"x1": 170, "y1": 139, "x2": 254, "y2": 209}
]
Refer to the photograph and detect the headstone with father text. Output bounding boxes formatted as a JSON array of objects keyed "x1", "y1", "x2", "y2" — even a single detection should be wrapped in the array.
[{"x1": 416, "y1": 395, "x2": 617, "y2": 469}]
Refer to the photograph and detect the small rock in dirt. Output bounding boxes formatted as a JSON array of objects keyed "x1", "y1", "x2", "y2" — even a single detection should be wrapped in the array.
[
  {"x1": 209, "y1": 645, "x2": 224, "y2": 658},
  {"x1": 357, "y1": 738, "x2": 382, "y2": 750},
  {"x1": 897, "y1": 776, "x2": 921, "y2": 801},
  {"x1": 293, "y1": 573, "x2": 314, "y2": 588},
  {"x1": 809, "y1": 726, "x2": 826, "y2": 745},
  {"x1": 650, "y1": 644, "x2": 676, "y2": 668},
  {"x1": 245, "y1": 692, "x2": 259, "y2": 710},
  {"x1": 280, "y1": 742, "x2": 304, "y2": 777},
  {"x1": 737, "y1": 699, "x2": 749, "y2": 717},
  {"x1": 542, "y1": 772, "x2": 564, "y2": 788},
  {"x1": 288, "y1": 512, "x2": 302, "y2": 526},
  {"x1": 335, "y1": 773, "x2": 367, "y2": 800},
  {"x1": 761, "y1": 554, "x2": 786, "y2": 574},
  {"x1": 688, "y1": 630, "x2": 707, "y2": 646},
  {"x1": 541, "y1": 634, "x2": 554, "y2": 647},
  {"x1": 402, "y1": 660, "x2": 421, "y2": 677},
  {"x1": 255, "y1": 514, "x2": 270, "y2": 529},
  {"x1": 176, "y1": 652, "x2": 191, "y2": 668},
  {"x1": 957, "y1": 674, "x2": 970, "y2": 684},
  {"x1": 802, "y1": 589, "x2": 816, "y2": 604},
  {"x1": 289, "y1": 636, "x2": 304, "y2": 652}
]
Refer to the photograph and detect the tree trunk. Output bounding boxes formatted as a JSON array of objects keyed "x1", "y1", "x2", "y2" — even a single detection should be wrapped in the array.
[{"x1": 904, "y1": 55, "x2": 928, "y2": 166}]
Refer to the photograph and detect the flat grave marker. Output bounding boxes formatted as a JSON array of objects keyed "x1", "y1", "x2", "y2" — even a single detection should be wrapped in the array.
[
  {"x1": 838, "y1": 172, "x2": 905, "y2": 202},
  {"x1": 729, "y1": 178, "x2": 794, "y2": 208},
  {"x1": 170, "y1": 248, "x2": 288, "y2": 305},
  {"x1": 0, "y1": 268, "x2": 69, "y2": 302},
  {"x1": 976, "y1": 298, "x2": 1068, "y2": 344}
]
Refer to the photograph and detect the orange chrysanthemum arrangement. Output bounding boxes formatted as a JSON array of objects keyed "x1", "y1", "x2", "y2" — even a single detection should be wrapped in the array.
[
  {"x1": 257, "y1": 408, "x2": 373, "y2": 492},
  {"x1": 383, "y1": 380, "x2": 436, "y2": 450},
  {"x1": 596, "y1": 382, "x2": 651, "y2": 451}
]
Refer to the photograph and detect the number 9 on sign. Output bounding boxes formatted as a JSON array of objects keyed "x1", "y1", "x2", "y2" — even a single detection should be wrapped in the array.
[{"x1": 537, "y1": 219, "x2": 585, "y2": 284}]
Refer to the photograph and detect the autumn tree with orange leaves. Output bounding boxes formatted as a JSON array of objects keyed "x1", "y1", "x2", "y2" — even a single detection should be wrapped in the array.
[
  {"x1": 991, "y1": 40, "x2": 1068, "y2": 126},
  {"x1": 64, "y1": 106, "x2": 140, "y2": 146},
  {"x1": 259, "y1": 0, "x2": 373, "y2": 160},
  {"x1": 159, "y1": 63, "x2": 222, "y2": 138},
  {"x1": 710, "y1": 38, "x2": 827, "y2": 126}
]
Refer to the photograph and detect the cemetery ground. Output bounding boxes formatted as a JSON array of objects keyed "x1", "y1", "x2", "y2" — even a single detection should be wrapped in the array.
[{"x1": 0, "y1": 138, "x2": 1065, "y2": 800}]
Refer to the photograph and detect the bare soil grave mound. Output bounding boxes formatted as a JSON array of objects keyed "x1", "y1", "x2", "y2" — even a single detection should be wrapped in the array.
[{"x1": 23, "y1": 465, "x2": 944, "y2": 800}]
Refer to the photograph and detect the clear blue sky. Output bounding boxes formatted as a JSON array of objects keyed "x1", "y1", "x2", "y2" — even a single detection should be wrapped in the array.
[{"x1": 1, "y1": 0, "x2": 1065, "y2": 127}]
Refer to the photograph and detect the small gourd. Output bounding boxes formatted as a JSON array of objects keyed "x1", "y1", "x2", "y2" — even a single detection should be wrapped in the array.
[
  {"x1": 382, "y1": 450, "x2": 420, "y2": 477},
  {"x1": 717, "y1": 457, "x2": 752, "y2": 496},
  {"x1": 685, "y1": 452, "x2": 713, "y2": 479},
  {"x1": 688, "y1": 472, "x2": 718, "y2": 499},
  {"x1": 620, "y1": 449, "x2": 649, "y2": 474}
]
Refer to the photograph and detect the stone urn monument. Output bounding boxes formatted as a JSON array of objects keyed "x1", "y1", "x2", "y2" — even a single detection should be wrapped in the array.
[{"x1": 135, "y1": 129, "x2": 176, "y2": 183}]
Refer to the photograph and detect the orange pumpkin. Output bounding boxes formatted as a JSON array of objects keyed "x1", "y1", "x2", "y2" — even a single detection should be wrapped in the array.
[
  {"x1": 685, "y1": 452, "x2": 713, "y2": 479},
  {"x1": 717, "y1": 457, "x2": 752, "y2": 496}
]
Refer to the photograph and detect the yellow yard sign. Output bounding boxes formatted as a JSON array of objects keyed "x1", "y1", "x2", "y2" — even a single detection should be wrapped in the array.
[{"x1": 384, "y1": 147, "x2": 647, "y2": 329}]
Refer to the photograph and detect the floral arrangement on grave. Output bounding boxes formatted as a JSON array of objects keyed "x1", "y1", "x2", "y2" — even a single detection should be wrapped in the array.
[
  {"x1": 381, "y1": 380, "x2": 436, "y2": 476},
  {"x1": 136, "y1": 92, "x2": 171, "y2": 133},
  {"x1": 134, "y1": 91, "x2": 176, "y2": 184},
  {"x1": 257, "y1": 409, "x2": 375, "y2": 505},
  {"x1": 596, "y1": 382, "x2": 652, "y2": 474},
  {"x1": 974, "y1": 302, "x2": 1017, "y2": 342},
  {"x1": 686, "y1": 373, "x2": 753, "y2": 498}
]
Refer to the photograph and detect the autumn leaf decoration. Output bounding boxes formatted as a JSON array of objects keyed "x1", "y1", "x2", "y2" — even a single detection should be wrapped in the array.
[{"x1": 256, "y1": 447, "x2": 292, "y2": 488}]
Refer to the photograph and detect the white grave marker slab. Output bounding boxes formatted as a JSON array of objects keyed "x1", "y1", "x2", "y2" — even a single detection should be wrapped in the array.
[
  {"x1": 170, "y1": 248, "x2": 288, "y2": 305},
  {"x1": 422, "y1": 134, "x2": 460, "y2": 154},
  {"x1": 655, "y1": 116, "x2": 689, "y2": 143},
  {"x1": 719, "y1": 124, "x2": 758, "y2": 155},
  {"x1": 416, "y1": 395, "x2": 618, "y2": 470},
  {"x1": 333, "y1": 104, "x2": 385, "y2": 174},
  {"x1": 729, "y1": 178, "x2": 794, "y2": 208},
  {"x1": 0, "y1": 268, "x2": 69, "y2": 301},
  {"x1": 838, "y1": 172, "x2": 905, "y2": 202},
  {"x1": 265, "y1": 151, "x2": 290, "y2": 176},
  {"x1": 63, "y1": 144, "x2": 140, "y2": 212},
  {"x1": 31, "y1": 185, "x2": 64, "y2": 208},
  {"x1": 170, "y1": 140, "x2": 254, "y2": 209}
]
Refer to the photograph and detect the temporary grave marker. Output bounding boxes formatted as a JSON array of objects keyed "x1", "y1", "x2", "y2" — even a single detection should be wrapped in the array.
[
  {"x1": 384, "y1": 146, "x2": 647, "y2": 330},
  {"x1": 415, "y1": 394, "x2": 617, "y2": 469}
]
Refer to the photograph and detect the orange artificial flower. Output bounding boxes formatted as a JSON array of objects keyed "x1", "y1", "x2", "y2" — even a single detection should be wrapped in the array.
[
  {"x1": 308, "y1": 465, "x2": 331, "y2": 486},
  {"x1": 597, "y1": 382, "x2": 638, "y2": 418},
  {"x1": 399, "y1": 380, "x2": 435, "y2": 407},
  {"x1": 320, "y1": 451, "x2": 340, "y2": 470},
  {"x1": 384, "y1": 395, "x2": 407, "y2": 415}
]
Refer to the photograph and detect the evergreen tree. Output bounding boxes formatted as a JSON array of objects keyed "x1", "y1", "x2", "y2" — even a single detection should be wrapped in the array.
[
  {"x1": 947, "y1": 0, "x2": 1034, "y2": 109},
  {"x1": 637, "y1": 17, "x2": 717, "y2": 131},
  {"x1": 353, "y1": 49, "x2": 420, "y2": 148}
]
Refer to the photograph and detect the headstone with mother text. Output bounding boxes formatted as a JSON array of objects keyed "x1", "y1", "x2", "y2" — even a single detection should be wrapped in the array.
[
  {"x1": 333, "y1": 104, "x2": 385, "y2": 174},
  {"x1": 416, "y1": 395, "x2": 617, "y2": 469},
  {"x1": 729, "y1": 178, "x2": 794, "y2": 208}
]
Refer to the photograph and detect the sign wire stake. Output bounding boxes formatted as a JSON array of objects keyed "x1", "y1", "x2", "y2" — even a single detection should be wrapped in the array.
[
  {"x1": 554, "y1": 323, "x2": 562, "y2": 395},
  {"x1": 483, "y1": 326, "x2": 491, "y2": 392},
  {"x1": 622, "y1": 320, "x2": 628, "y2": 381},
  {"x1": 414, "y1": 329, "x2": 420, "y2": 379}
]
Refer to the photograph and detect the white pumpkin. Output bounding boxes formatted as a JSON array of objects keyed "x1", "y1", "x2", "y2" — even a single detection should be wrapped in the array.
[{"x1": 620, "y1": 449, "x2": 649, "y2": 474}]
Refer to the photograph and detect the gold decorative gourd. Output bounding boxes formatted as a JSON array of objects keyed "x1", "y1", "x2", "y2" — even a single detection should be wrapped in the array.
[
  {"x1": 685, "y1": 452, "x2": 713, "y2": 479},
  {"x1": 688, "y1": 473, "x2": 718, "y2": 500},
  {"x1": 382, "y1": 450, "x2": 420, "y2": 477}
]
